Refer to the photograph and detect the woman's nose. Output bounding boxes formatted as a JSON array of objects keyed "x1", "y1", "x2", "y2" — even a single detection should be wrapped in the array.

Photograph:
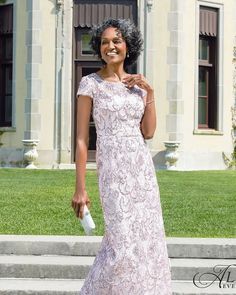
[{"x1": 108, "y1": 41, "x2": 115, "y2": 49}]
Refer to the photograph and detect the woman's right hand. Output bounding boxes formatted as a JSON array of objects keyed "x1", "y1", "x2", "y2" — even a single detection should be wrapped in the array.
[{"x1": 71, "y1": 190, "x2": 91, "y2": 219}]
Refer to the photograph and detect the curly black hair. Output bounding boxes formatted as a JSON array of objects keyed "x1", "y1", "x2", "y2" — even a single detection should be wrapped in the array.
[{"x1": 89, "y1": 18, "x2": 143, "y2": 68}]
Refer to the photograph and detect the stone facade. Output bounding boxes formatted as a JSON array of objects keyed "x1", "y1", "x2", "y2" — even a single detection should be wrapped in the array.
[{"x1": 0, "y1": 0, "x2": 235, "y2": 170}]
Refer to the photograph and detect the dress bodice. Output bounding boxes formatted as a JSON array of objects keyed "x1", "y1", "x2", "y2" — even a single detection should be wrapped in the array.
[{"x1": 77, "y1": 73, "x2": 147, "y2": 138}]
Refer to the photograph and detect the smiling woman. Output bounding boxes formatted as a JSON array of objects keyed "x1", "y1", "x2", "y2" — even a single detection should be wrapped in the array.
[{"x1": 72, "y1": 18, "x2": 172, "y2": 295}]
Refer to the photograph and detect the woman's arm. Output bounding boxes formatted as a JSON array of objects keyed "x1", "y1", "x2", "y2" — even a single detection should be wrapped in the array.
[
  {"x1": 140, "y1": 90, "x2": 156, "y2": 139},
  {"x1": 122, "y1": 74, "x2": 157, "y2": 139},
  {"x1": 71, "y1": 95, "x2": 92, "y2": 219}
]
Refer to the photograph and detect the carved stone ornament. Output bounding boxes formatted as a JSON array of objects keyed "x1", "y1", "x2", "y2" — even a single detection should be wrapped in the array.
[
  {"x1": 146, "y1": 0, "x2": 154, "y2": 12},
  {"x1": 56, "y1": 0, "x2": 64, "y2": 6},
  {"x1": 163, "y1": 141, "x2": 181, "y2": 170},
  {"x1": 22, "y1": 139, "x2": 39, "y2": 169}
]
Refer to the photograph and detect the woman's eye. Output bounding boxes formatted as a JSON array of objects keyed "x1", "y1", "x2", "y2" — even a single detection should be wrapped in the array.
[
  {"x1": 101, "y1": 39, "x2": 123, "y2": 45},
  {"x1": 101, "y1": 40, "x2": 108, "y2": 45}
]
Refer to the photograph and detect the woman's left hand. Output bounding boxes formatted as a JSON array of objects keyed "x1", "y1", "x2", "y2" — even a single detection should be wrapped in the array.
[{"x1": 122, "y1": 74, "x2": 153, "y2": 94}]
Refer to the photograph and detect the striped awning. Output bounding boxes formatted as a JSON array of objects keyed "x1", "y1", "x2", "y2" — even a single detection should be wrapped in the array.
[
  {"x1": 73, "y1": 0, "x2": 137, "y2": 27},
  {"x1": 199, "y1": 6, "x2": 218, "y2": 37}
]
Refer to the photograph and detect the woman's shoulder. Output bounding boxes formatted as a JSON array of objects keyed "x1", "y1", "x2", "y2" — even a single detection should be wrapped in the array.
[
  {"x1": 81, "y1": 72, "x2": 99, "y2": 83},
  {"x1": 77, "y1": 73, "x2": 99, "y2": 98}
]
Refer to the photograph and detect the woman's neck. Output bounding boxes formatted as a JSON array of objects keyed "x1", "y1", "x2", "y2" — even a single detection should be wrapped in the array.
[{"x1": 100, "y1": 64, "x2": 127, "y2": 81}]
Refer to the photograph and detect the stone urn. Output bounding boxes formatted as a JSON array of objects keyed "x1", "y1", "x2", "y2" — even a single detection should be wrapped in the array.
[
  {"x1": 163, "y1": 141, "x2": 181, "y2": 170},
  {"x1": 22, "y1": 139, "x2": 39, "y2": 169}
]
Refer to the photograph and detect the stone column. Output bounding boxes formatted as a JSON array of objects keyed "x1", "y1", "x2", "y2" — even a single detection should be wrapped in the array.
[
  {"x1": 233, "y1": 38, "x2": 236, "y2": 129},
  {"x1": 24, "y1": 0, "x2": 42, "y2": 140},
  {"x1": 231, "y1": 4, "x2": 236, "y2": 168},
  {"x1": 166, "y1": 0, "x2": 184, "y2": 142},
  {"x1": 54, "y1": 0, "x2": 73, "y2": 167},
  {"x1": 138, "y1": 0, "x2": 156, "y2": 151}
]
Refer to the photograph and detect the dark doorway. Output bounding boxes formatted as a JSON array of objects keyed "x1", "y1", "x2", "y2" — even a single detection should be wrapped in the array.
[{"x1": 72, "y1": 0, "x2": 137, "y2": 162}]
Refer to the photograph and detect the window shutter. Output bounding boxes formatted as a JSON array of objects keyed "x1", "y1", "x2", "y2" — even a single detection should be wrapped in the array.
[{"x1": 199, "y1": 6, "x2": 218, "y2": 37}]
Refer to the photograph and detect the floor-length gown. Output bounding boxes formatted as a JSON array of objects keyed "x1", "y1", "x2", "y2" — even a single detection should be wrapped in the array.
[{"x1": 77, "y1": 72, "x2": 172, "y2": 295}]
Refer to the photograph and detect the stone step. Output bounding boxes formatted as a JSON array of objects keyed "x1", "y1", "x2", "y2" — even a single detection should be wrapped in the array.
[
  {"x1": 0, "y1": 278, "x2": 83, "y2": 295},
  {"x1": 171, "y1": 258, "x2": 236, "y2": 281},
  {"x1": 0, "y1": 278, "x2": 235, "y2": 295},
  {"x1": 0, "y1": 235, "x2": 235, "y2": 258},
  {"x1": 0, "y1": 255, "x2": 93, "y2": 280},
  {"x1": 0, "y1": 255, "x2": 235, "y2": 281},
  {"x1": 0, "y1": 236, "x2": 101, "y2": 257},
  {"x1": 172, "y1": 280, "x2": 236, "y2": 294}
]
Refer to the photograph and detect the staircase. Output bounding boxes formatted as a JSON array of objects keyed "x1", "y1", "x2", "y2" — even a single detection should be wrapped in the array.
[{"x1": 0, "y1": 235, "x2": 235, "y2": 294}]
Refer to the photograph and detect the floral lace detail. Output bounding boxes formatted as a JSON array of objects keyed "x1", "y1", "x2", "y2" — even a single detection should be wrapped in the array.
[{"x1": 77, "y1": 73, "x2": 172, "y2": 295}]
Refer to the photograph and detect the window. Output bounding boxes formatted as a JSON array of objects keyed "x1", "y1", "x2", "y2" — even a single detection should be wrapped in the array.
[
  {"x1": 198, "y1": 6, "x2": 218, "y2": 129},
  {"x1": 0, "y1": 4, "x2": 13, "y2": 127},
  {"x1": 74, "y1": 28, "x2": 97, "y2": 61},
  {"x1": 81, "y1": 32, "x2": 93, "y2": 55}
]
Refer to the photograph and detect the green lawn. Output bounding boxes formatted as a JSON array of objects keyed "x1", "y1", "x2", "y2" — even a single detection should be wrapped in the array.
[{"x1": 0, "y1": 169, "x2": 235, "y2": 238}]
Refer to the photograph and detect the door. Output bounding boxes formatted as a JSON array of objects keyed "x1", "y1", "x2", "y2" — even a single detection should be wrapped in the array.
[
  {"x1": 73, "y1": 27, "x2": 102, "y2": 161},
  {"x1": 72, "y1": 0, "x2": 137, "y2": 162}
]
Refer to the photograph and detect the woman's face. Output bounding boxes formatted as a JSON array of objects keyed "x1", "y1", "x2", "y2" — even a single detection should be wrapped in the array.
[{"x1": 100, "y1": 27, "x2": 127, "y2": 66}]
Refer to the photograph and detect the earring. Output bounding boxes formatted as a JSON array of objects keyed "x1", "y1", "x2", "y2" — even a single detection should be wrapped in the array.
[{"x1": 127, "y1": 52, "x2": 129, "y2": 58}]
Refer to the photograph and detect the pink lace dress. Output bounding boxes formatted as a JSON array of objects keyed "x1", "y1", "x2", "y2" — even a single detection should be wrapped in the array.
[{"x1": 77, "y1": 73, "x2": 172, "y2": 295}]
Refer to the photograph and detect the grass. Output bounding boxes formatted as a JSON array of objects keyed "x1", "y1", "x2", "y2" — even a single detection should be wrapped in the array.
[{"x1": 0, "y1": 169, "x2": 235, "y2": 238}]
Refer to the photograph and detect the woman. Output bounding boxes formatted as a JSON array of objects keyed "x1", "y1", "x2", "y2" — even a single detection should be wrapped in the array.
[{"x1": 71, "y1": 18, "x2": 172, "y2": 295}]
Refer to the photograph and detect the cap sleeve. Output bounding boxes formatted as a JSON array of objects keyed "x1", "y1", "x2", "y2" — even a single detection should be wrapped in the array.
[{"x1": 76, "y1": 75, "x2": 94, "y2": 99}]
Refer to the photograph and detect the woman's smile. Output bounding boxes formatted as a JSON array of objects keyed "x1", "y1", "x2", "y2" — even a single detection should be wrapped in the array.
[{"x1": 106, "y1": 50, "x2": 119, "y2": 56}]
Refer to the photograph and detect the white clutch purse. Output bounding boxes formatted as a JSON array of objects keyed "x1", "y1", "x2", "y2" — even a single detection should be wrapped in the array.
[{"x1": 79, "y1": 204, "x2": 96, "y2": 235}]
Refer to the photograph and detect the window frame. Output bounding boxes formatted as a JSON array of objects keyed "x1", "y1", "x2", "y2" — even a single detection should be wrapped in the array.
[
  {"x1": 0, "y1": 32, "x2": 13, "y2": 127},
  {"x1": 198, "y1": 34, "x2": 217, "y2": 129},
  {"x1": 74, "y1": 27, "x2": 99, "y2": 61},
  {"x1": 198, "y1": 66, "x2": 209, "y2": 128},
  {"x1": 0, "y1": 2, "x2": 15, "y2": 130},
  {"x1": 194, "y1": 1, "x2": 224, "y2": 135}
]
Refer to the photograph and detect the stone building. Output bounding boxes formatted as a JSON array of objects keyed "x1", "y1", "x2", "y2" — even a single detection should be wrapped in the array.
[{"x1": 0, "y1": 0, "x2": 235, "y2": 170}]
